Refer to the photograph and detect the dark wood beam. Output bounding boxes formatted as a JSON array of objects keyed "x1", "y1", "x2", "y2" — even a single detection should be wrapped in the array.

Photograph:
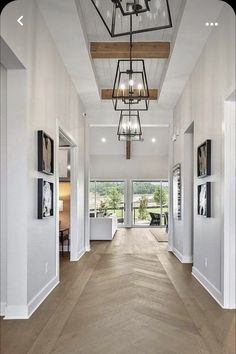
[
  {"x1": 126, "y1": 141, "x2": 131, "y2": 160},
  {"x1": 90, "y1": 42, "x2": 170, "y2": 59},
  {"x1": 101, "y1": 89, "x2": 158, "y2": 100}
]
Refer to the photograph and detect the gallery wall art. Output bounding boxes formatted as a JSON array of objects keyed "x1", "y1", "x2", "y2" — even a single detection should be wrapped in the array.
[
  {"x1": 197, "y1": 182, "x2": 211, "y2": 217},
  {"x1": 38, "y1": 130, "x2": 54, "y2": 175},
  {"x1": 197, "y1": 140, "x2": 211, "y2": 178},
  {"x1": 38, "y1": 178, "x2": 54, "y2": 219},
  {"x1": 173, "y1": 164, "x2": 181, "y2": 220}
]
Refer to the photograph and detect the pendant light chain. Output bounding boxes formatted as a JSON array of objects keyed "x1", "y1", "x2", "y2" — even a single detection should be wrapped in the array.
[{"x1": 129, "y1": 14, "x2": 133, "y2": 96}]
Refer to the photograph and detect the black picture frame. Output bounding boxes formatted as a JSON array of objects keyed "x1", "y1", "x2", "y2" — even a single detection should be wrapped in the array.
[
  {"x1": 197, "y1": 140, "x2": 211, "y2": 178},
  {"x1": 173, "y1": 164, "x2": 181, "y2": 220},
  {"x1": 38, "y1": 179, "x2": 54, "y2": 219},
  {"x1": 197, "y1": 182, "x2": 211, "y2": 217},
  {"x1": 38, "y1": 130, "x2": 54, "y2": 175}
]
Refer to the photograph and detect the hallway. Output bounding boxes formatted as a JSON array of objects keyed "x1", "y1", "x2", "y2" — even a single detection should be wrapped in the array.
[{"x1": 1, "y1": 229, "x2": 235, "y2": 354}]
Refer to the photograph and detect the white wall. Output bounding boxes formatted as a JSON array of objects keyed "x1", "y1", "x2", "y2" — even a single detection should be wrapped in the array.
[
  {"x1": 1, "y1": 0, "x2": 86, "y2": 318},
  {"x1": 90, "y1": 155, "x2": 168, "y2": 180},
  {"x1": 170, "y1": 3, "x2": 235, "y2": 305},
  {"x1": 88, "y1": 106, "x2": 171, "y2": 181}
]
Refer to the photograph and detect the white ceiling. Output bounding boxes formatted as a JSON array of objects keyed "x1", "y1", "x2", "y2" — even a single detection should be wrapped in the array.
[
  {"x1": 38, "y1": 0, "x2": 224, "y2": 110},
  {"x1": 89, "y1": 126, "x2": 169, "y2": 156},
  {"x1": 37, "y1": 0, "x2": 224, "y2": 156},
  {"x1": 158, "y1": 0, "x2": 223, "y2": 107},
  {"x1": 79, "y1": 0, "x2": 184, "y2": 42},
  {"x1": 94, "y1": 58, "x2": 167, "y2": 89},
  {"x1": 79, "y1": 0, "x2": 184, "y2": 91}
]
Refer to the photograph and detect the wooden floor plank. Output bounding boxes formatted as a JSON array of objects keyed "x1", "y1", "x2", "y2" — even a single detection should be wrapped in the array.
[{"x1": 1, "y1": 228, "x2": 235, "y2": 354}]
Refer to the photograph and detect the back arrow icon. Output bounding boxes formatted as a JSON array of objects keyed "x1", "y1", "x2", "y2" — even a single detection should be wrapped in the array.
[{"x1": 17, "y1": 16, "x2": 24, "y2": 26}]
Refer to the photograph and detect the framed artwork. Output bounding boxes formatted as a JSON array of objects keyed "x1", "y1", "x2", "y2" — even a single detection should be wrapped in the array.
[
  {"x1": 197, "y1": 182, "x2": 211, "y2": 217},
  {"x1": 173, "y1": 164, "x2": 181, "y2": 220},
  {"x1": 197, "y1": 140, "x2": 211, "y2": 178},
  {"x1": 38, "y1": 179, "x2": 54, "y2": 219},
  {"x1": 38, "y1": 130, "x2": 54, "y2": 175}
]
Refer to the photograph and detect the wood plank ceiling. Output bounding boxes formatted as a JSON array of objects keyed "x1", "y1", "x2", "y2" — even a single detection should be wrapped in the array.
[
  {"x1": 79, "y1": 0, "x2": 183, "y2": 97},
  {"x1": 79, "y1": 0, "x2": 184, "y2": 158}
]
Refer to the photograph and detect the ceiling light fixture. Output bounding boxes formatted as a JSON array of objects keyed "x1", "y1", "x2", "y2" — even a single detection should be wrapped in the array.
[
  {"x1": 101, "y1": 137, "x2": 107, "y2": 143},
  {"x1": 112, "y1": 15, "x2": 149, "y2": 111},
  {"x1": 90, "y1": 0, "x2": 172, "y2": 37},
  {"x1": 117, "y1": 107, "x2": 143, "y2": 141}
]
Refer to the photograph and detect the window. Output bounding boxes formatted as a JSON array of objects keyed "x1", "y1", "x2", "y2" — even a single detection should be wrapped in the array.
[
  {"x1": 89, "y1": 180, "x2": 125, "y2": 224},
  {"x1": 132, "y1": 180, "x2": 168, "y2": 226}
]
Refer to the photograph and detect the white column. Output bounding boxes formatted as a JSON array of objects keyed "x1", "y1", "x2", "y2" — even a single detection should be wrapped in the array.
[{"x1": 5, "y1": 70, "x2": 28, "y2": 319}]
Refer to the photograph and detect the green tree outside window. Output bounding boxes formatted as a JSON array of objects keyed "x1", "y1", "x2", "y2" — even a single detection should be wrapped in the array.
[
  {"x1": 138, "y1": 196, "x2": 148, "y2": 220},
  {"x1": 154, "y1": 185, "x2": 168, "y2": 206},
  {"x1": 106, "y1": 186, "x2": 122, "y2": 214}
]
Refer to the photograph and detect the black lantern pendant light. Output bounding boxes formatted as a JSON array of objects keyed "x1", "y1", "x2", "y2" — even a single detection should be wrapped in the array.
[
  {"x1": 90, "y1": 0, "x2": 172, "y2": 37},
  {"x1": 117, "y1": 107, "x2": 143, "y2": 141},
  {"x1": 112, "y1": 15, "x2": 149, "y2": 111}
]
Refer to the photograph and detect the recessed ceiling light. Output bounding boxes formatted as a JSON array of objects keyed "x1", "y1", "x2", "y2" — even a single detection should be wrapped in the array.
[
  {"x1": 101, "y1": 137, "x2": 106, "y2": 143},
  {"x1": 67, "y1": 165, "x2": 71, "y2": 170},
  {"x1": 151, "y1": 138, "x2": 156, "y2": 143},
  {"x1": 205, "y1": 22, "x2": 209, "y2": 26},
  {"x1": 210, "y1": 22, "x2": 214, "y2": 26},
  {"x1": 215, "y1": 22, "x2": 218, "y2": 26}
]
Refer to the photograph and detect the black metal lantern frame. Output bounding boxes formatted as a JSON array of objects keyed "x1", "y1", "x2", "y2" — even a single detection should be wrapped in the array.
[
  {"x1": 90, "y1": 0, "x2": 172, "y2": 37},
  {"x1": 118, "y1": 134, "x2": 144, "y2": 141},
  {"x1": 117, "y1": 109, "x2": 143, "y2": 141},
  {"x1": 112, "y1": 59, "x2": 149, "y2": 111},
  {"x1": 117, "y1": 0, "x2": 151, "y2": 16}
]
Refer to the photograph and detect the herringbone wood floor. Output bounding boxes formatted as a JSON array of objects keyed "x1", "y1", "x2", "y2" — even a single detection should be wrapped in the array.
[{"x1": 1, "y1": 229, "x2": 235, "y2": 354}]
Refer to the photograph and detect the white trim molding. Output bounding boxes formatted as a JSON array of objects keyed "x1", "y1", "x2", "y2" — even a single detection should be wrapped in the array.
[
  {"x1": 4, "y1": 276, "x2": 59, "y2": 320},
  {"x1": 0, "y1": 302, "x2": 6, "y2": 317},
  {"x1": 27, "y1": 276, "x2": 59, "y2": 318},
  {"x1": 73, "y1": 248, "x2": 86, "y2": 262},
  {"x1": 173, "y1": 248, "x2": 193, "y2": 263},
  {"x1": 192, "y1": 267, "x2": 223, "y2": 308},
  {"x1": 4, "y1": 305, "x2": 29, "y2": 320},
  {"x1": 223, "y1": 98, "x2": 236, "y2": 309}
]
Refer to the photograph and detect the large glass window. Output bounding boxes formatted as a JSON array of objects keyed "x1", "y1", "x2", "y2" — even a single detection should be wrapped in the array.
[
  {"x1": 132, "y1": 180, "x2": 168, "y2": 226},
  {"x1": 89, "y1": 181, "x2": 125, "y2": 224}
]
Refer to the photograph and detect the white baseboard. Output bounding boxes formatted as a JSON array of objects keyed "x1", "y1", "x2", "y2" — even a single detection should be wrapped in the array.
[
  {"x1": 192, "y1": 267, "x2": 224, "y2": 308},
  {"x1": 85, "y1": 244, "x2": 91, "y2": 252},
  {"x1": 27, "y1": 275, "x2": 59, "y2": 318},
  {"x1": 0, "y1": 302, "x2": 6, "y2": 316},
  {"x1": 4, "y1": 275, "x2": 59, "y2": 320},
  {"x1": 28, "y1": 276, "x2": 59, "y2": 317},
  {"x1": 4, "y1": 305, "x2": 29, "y2": 320},
  {"x1": 173, "y1": 248, "x2": 193, "y2": 263},
  {"x1": 71, "y1": 248, "x2": 85, "y2": 262}
]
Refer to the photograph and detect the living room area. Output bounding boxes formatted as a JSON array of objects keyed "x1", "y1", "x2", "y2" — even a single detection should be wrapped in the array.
[{"x1": 88, "y1": 123, "x2": 170, "y2": 241}]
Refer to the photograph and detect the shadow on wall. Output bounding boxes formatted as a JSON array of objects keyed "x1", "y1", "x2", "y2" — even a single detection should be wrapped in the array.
[{"x1": 59, "y1": 182, "x2": 71, "y2": 229}]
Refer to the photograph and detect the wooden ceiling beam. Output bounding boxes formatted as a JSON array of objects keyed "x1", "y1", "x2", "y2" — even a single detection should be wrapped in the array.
[
  {"x1": 126, "y1": 141, "x2": 131, "y2": 160},
  {"x1": 90, "y1": 42, "x2": 170, "y2": 59},
  {"x1": 101, "y1": 89, "x2": 158, "y2": 100}
]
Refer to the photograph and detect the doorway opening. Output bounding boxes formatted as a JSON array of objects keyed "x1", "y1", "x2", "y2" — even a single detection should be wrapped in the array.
[{"x1": 58, "y1": 129, "x2": 76, "y2": 263}]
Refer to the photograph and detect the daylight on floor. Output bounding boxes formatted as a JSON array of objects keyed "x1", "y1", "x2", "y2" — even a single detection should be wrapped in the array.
[{"x1": 0, "y1": 0, "x2": 235, "y2": 353}]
